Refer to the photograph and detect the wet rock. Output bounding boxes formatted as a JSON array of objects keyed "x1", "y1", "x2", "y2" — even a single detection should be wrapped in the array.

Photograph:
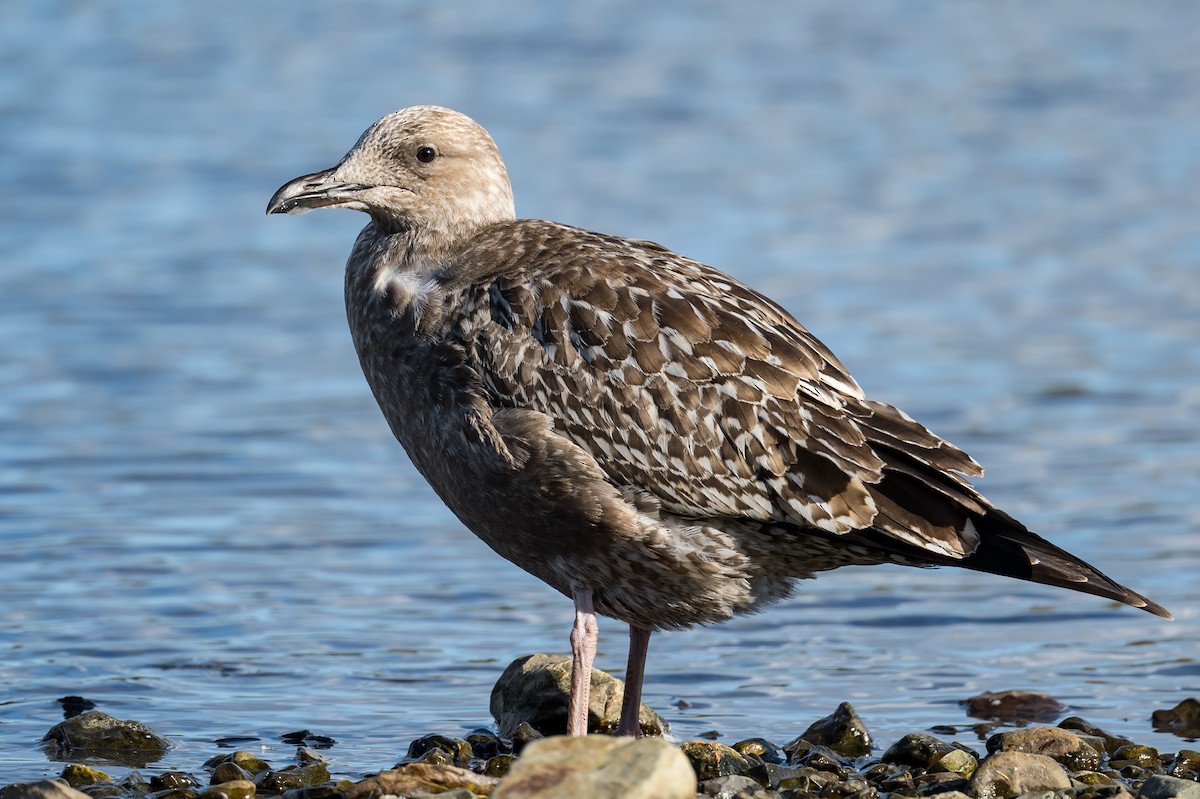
[
  {"x1": 680, "y1": 740, "x2": 755, "y2": 781},
  {"x1": 698, "y1": 774, "x2": 774, "y2": 798},
  {"x1": 0, "y1": 782, "x2": 92, "y2": 799},
  {"x1": 1152, "y1": 699, "x2": 1200, "y2": 740},
  {"x1": 1139, "y1": 775, "x2": 1200, "y2": 799},
  {"x1": 1167, "y1": 750, "x2": 1200, "y2": 780},
  {"x1": 344, "y1": 763, "x2": 498, "y2": 799},
  {"x1": 253, "y1": 762, "x2": 329, "y2": 791},
  {"x1": 151, "y1": 772, "x2": 201, "y2": 791},
  {"x1": 403, "y1": 733, "x2": 473, "y2": 767},
  {"x1": 197, "y1": 781, "x2": 255, "y2": 799},
  {"x1": 987, "y1": 725, "x2": 1101, "y2": 771},
  {"x1": 490, "y1": 653, "x2": 666, "y2": 737},
  {"x1": 493, "y1": 735, "x2": 695, "y2": 799},
  {"x1": 203, "y1": 751, "x2": 271, "y2": 777},
  {"x1": 914, "y1": 771, "x2": 968, "y2": 795},
  {"x1": 786, "y1": 702, "x2": 872, "y2": 758},
  {"x1": 968, "y1": 751, "x2": 1071, "y2": 799},
  {"x1": 792, "y1": 744, "x2": 852, "y2": 777},
  {"x1": 484, "y1": 753, "x2": 518, "y2": 778},
  {"x1": 923, "y1": 791, "x2": 973, "y2": 799},
  {"x1": 511, "y1": 721, "x2": 544, "y2": 754},
  {"x1": 464, "y1": 727, "x2": 507, "y2": 760},
  {"x1": 209, "y1": 763, "x2": 253, "y2": 784},
  {"x1": 882, "y1": 732, "x2": 959, "y2": 769},
  {"x1": 58, "y1": 765, "x2": 112, "y2": 789},
  {"x1": 1059, "y1": 717, "x2": 1134, "y2": 755},
  {"x1": 776, "y1": 767, "x2": 838, "y2": 795},
  {"x1": 963, "y1": 691, "x2": 1066, "y2": 723},
  {"x1": 41, "y1": 710, "x2": 171, "y2": 768},
  {"x1": 933, "y1": 748, "x2": 978, "y2": 779},
  {"x1": 1111, "y1": 744, "x2": 1162, "y2": 770},
  {"x1": 731, "y1": 737, "x2": 784, "y2": 763}
]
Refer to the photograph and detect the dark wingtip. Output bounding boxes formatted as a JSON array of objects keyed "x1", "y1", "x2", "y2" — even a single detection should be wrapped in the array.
[{"x1": 1131, "y1": 594, "x2": 1174, "y2": 621}]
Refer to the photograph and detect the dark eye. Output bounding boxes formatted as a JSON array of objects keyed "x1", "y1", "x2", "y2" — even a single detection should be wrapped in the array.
[{"x1": 416, "y1": 146, "x2": 437, "y2": 163}]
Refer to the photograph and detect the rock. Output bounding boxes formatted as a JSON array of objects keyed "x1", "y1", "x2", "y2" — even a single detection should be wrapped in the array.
[
  {"x1": 493, "y1": 735, "x2": 695, "y2": 799},
  {"x1": 969, "y1": 751, "x2": 1071, "y2": 799},
  {"x1": 698, "y1": 774, "x2": 775, "y2": 798},
  {"x1": 402, "y1": 733, "x2": 473, "y2": 767},
  {"x1": 1152, "y1": 699, "x2": 1200, "y2": 740},
  {"x1": 464, "y1": 728, "x2": 507, "y2": 759},
  {"x1": 198, "y1": 781, "x2": 255, "y2": 799},
  {"x1": 679, "y1": 740, "x2": 754, "y2": 781},
  {"x1": 1139, "y1": 775, "x2": 1200, "y2": 799},
  {"x1": 490, "y1": 654, "x2": 667, "y2": 737},
  {"x1": 963, "y1": 691, "x2": 1066, "y2": 723},
  {"x1": 934, "y1": 748, "x2": 978, "y2": 778},
  {"x1": 1111, "y1": 744, "x2": 1162, "y2": 769},
  {"x1": 344, "y1": 763, "x2": 498, "y2": 799},
  {"x1": 1168, "y1": 750, "x2": 1200, "y2": 780},
  {"x1": 987, "y1": 726, "x2": 1101, "y2": 771},
  {"x1": 58, "y1": 765, "x2": 112, "y2": 789},
  {"x1": 731, "y1": 737, "x2": 784, "y2": 763},
  {"x1": 924, "y1": 792, "x2": 974, "y2": 799},
  {"x1": 792, "y1": 745, "x2": 852, "y2": 777},
  {"x1": 1059, "y1": 717, "x2": 1134, "y2": 755},
  {"x1": 786, "y1": 702, "x2": 871, "y2": 758},
  {"x1": 203, "y1": 751, "x2": 271, "y2": 777},
  {"x1": 40, "y1": 710, "x2": 171, "y2": 768},
  {"x1": 0, "y1": 783, "x2": 93, "y2": 799},
  {"x1": 253, "y1": 762, "x2": 329, "y2": 791},
  {"x1": 882, "y1": 732, "x2": 958, "y2": 768}
]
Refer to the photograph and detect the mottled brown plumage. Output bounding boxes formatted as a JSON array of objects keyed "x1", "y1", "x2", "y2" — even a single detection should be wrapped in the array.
[{"x1": 267, "y1": 105, "x2": 1171, "y2": 737}]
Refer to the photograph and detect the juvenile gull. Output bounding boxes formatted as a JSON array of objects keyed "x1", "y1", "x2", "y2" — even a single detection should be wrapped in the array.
[{"x1": 267, "y1": 105, "x2": 1172, "y2": 737}]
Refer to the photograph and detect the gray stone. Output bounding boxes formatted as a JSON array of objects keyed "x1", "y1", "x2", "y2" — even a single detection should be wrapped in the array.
[
  {"x1": 490, "y1": 654, "x2": 667, "y2": 737},
  {"x1": 988, "y1": 726, "x2": 1101, "y2": 771},
  {"x1": 493, "y1": 735, "x2": 696, "y2": 799},
  {"x1": 0, "y1": 782, "x2": 91, "y2": 799},
  {"x1": 698, "y1": 774, "x2": 775, "y2": 798},
  {"x1": 1139, "y1": 775, "x2": 1200, "y2": 799},
  {"x1": 40, "y1": 710, "x2": 170, "y2": 768},
  {"x1": 969, "y1": 751, "x2": 1072, "y2": 799}
]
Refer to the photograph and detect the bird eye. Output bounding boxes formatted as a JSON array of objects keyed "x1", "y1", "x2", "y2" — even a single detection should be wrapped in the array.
[{"x1": 416, "y1": 146, "x2": 437, "y2": 163}]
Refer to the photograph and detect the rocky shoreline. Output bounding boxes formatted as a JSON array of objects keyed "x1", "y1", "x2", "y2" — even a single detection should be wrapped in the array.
[{"x1": 4, "y1": 655, "x2": 1198, "y2": 799}]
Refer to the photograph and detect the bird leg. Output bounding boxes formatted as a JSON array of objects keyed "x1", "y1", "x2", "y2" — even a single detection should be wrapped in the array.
[
  {"x1": 567, "y1": 588, "x2": 598, "y2": 736},
  {"x1": 617, "y1": 624, "x2": 652, "y2": 737}
]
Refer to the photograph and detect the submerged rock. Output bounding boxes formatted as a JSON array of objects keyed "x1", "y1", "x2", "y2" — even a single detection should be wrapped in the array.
[
  {"x1": 41, "y1": 710, "x2": 171, "y2": 768},
  {"x1": 493, "y1": 735, "x2": 695, "y2": 799},
  {"x1": 490, "y1": 653, "x2": 666, "y2": 737},
  {"x1": 969, "y1": 750, "x2": 1072, "y2": 799},
  {"x1": 963, "y1": 691, "x2": 1066, "y2": 723},
  {"x1": 1153, "y1": 699, "x2": 1200, "y2": 740}
]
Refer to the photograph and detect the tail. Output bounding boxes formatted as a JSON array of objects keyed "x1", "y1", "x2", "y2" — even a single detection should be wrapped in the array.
[{"x1": 961, "y1": 508, "x2": 1173, "y2": 620}]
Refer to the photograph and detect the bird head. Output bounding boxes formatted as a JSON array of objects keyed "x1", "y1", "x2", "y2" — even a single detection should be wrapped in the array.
[{"x1": 267, "y1": 105, "x2": 516, "y2": 243}]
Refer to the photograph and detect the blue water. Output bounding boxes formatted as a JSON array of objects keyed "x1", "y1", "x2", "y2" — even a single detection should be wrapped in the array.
[{"x1": 1, "y1": 0, "x2": 1198, "y2": 783}]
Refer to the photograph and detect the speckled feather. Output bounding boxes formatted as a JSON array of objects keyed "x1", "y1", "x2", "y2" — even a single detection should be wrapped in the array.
[{"x1": 268, "y1": 105, "x2": 1171, "y2": 632}]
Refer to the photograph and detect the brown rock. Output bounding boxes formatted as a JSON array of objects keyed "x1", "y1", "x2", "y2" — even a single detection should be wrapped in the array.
[
  {"x1": 1152, "y1": 699, "x2": 1200, "y2": 740},
  {"x1": 987, "y1": 725, "x2": 1101, "y2": 771},
  {"x1": 969, "y1": 751, "x2": 1071, "y2": 799},
  {"x1": 963, "y1": 691, "x2": 1065, "y2": 722},
  {"x1": 494, "y1": 735, "x2": 695, "y2": 799},
  {"x1": 490, "y1": 654, "x2": 666, "y2": 737},
  {"x1": 345, "y1": 763, "x2": 498, "y2": 799}
]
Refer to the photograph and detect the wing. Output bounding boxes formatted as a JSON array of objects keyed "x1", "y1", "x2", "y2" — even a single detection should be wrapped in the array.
[{"x1": 443, "y1": 220, "x2": 985, "y2": 553}]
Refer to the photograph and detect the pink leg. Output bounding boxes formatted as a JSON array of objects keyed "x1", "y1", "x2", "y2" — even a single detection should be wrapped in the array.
[
  {"x1": 617, "y1": 625, "x2": 652, "y2": 737},
  {"x1": 567, "y1": 588, "x2": 598, "y2": 736}
]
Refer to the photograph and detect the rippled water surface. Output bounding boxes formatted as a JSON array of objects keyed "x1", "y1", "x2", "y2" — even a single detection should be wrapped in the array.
[{"x1": 2, "y1": 1, "x2": 1198, "y2": 782}]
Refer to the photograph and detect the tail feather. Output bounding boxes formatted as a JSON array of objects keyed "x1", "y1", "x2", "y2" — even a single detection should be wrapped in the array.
[{"x1": 961, "y1": 507, "x2": 1173, "y2": 620}]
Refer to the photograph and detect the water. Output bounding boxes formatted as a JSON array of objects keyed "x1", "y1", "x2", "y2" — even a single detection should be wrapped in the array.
[{"x1": 2, "y1": 0, "x2": 1198, "y2": 783}]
